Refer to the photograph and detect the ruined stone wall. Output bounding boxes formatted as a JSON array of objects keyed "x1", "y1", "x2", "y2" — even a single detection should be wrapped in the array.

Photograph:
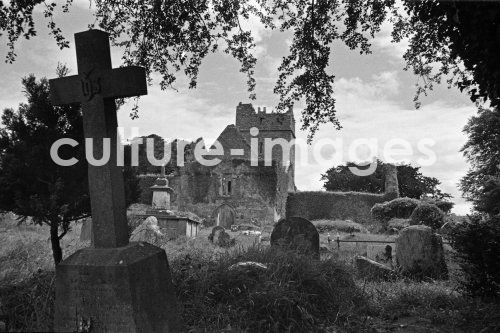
[
  {"x1": 137, "y1": 160, "x2": 281, "y2": 226},
  {"x1": 286, "y1": 191, "x2": 392, "y2": 224},
  {"x1": 286, "y1": 164, "x2": 399, "y2": 224}
]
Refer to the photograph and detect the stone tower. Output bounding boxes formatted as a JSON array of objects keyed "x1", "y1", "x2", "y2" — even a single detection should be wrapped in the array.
[{"x1": 235, "y1": 103, "x2": 295, "y2": 190}]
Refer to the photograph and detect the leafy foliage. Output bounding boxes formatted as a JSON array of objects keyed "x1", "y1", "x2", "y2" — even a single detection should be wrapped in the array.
[
  {"x1": 321, "y1": 159, "x2": 451, "y2": 199},
  {"x1": 409, "y1": 203, "x2": 445, "y2": 230},
  {"x1": 449, "y1": 215, "x2": 500, "y2": 298},
  {"x1": 371, "y1": 197, "x2": 420, "y2": 222},
  {"x1": 460, "y1": 107, "x2": 500, "y2": 216},
  {"x1": 393, "y1": 2, "x2": 500, "y2": 107},
  {"x1": 0, "y1": 72, "x2": 139, "y2": 264},
  {"x1": 0, "y1": 0, "x2": 394, "y2": 140},
  {"x1": 3, "y1": 2, "x2": 500, "y2": 138}
]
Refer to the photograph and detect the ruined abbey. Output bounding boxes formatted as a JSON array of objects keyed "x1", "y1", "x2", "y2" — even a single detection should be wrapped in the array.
[{"x1": 139, "y1": 102, "x2": 399, "y2": 227}]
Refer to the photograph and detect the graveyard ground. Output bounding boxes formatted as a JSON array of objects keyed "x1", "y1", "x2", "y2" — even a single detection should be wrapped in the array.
[{"x1": 1, "y1": 213, "x2": 499, "y2": 332}]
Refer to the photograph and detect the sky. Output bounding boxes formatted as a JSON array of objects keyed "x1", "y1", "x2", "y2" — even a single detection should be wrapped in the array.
[{"x1": 0, "y1": 1, "x2": 478, "y2": 214}]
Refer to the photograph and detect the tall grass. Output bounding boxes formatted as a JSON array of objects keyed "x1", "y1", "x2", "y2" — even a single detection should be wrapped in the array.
[{"x1": 171, "y1": 245, "x2": 362, "y2": 332}]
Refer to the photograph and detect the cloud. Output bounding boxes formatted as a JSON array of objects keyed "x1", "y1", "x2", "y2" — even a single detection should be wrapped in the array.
[{"x1": 372, "y1": 21, "x2": 409, "y2": 60}]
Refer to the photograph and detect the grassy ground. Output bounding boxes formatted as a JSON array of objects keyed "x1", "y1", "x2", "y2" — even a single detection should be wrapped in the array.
[{"x1": 1, "y1": 214, "x2": 499, "y2": 332}]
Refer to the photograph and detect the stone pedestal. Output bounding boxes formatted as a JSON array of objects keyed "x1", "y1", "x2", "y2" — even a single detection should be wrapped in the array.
[
  {"x1": 54, "y1": 242, "x2": 181, "y2": 332},
  {"x1": 152, "y1": 190, "x2": 171, "y2": 210}
]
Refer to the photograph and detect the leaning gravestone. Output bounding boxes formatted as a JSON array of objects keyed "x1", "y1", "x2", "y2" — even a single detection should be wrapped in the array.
[
  {"x1": 355, "y1": 255, "x2": 395, "y2": 281},
  {"x1": 271, "y1": 217, "x2": 319, "y2": 259},
  {"x1": 396, "y1": 225, "x2": 448, "y2": 279},
  {"x1": 49, "y1": 30, "x2": 180, "y2": 332}
]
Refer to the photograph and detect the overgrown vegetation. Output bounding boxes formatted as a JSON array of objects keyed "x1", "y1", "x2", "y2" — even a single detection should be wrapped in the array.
[
  {"x1": 171, "y1": 246, "x2": 362, "y2": 331},
  {"x1": 410, "y1": 203, "x2": 445, "y2": 230},
  {"x1": 0, "y1": 244, "x2": 363, "y2": 332},
  {"x1": 371, "y1": 197, "x2": 420, "y2": 222},
  {"x1": 449, "y1": 215, "x2": 500, "y2": 298}
]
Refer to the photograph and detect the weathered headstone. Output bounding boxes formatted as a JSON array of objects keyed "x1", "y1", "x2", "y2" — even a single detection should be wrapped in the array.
[
  {"x1": 270, "y1": 217, "x2": 319, "y2": 259},
  {"x1": 79, "y1": 218, "x2": 92, "y2": 242},
  {"x1": 49, "y1": 30, "x2": 181, "y2": 332},
  {"x1": 355, "y1": 255, "x2": 395, "y2": 281},
  {"x1": 395, "y1": 225, "x2": 448, "y2": 279},
  {"x1": 208, "y1": 226, "x2": 235, "y2": 247}
]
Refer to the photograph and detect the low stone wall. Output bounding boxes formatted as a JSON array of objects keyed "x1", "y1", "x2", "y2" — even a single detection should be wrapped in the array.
[{"x1": 286, "y1": 191, "x2": 393, "y2": 224}]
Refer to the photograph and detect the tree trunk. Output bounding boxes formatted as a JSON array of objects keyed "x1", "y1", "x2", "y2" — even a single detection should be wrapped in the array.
[{"x1": 50, "y1": 221, "x2": 63, "y2": 265}]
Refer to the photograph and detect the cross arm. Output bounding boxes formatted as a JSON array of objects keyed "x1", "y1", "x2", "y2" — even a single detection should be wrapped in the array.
[
  {"x1": 101, "y1": 66, "x2": 148, "y2": 99},
  {"x1": 49, "y1": 74, "x2": 81, "y2": 106},
  {"x1": 49, "y1": 66, "x2": 148, "y2": 106}
]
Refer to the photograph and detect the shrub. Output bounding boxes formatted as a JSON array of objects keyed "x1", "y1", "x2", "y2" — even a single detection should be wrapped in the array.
[
  {"x1": 387, "y1": 218, "x2": 410, "y2": 231},
  {"x1": 421, "y1": 198, "x2": 454, "y2": 214},
  {"x1": 371, "y1": 197, "x2": 420, "y2": 222},
  {"x1": 171, "y1": 245, "x2": 363, "y2": 331},
  {"x1": 449, "y1": 215, "x2": 500, "y2": 298},
  {"x1": 410, "y1": 203, "x2": 445, "y2": 229}
]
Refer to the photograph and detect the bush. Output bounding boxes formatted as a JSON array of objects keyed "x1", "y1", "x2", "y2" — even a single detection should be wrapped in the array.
[
  {"x1": 387, "y1": 218, "x2": 410, "y2": 231},
  {"x1": 421, "y1": 198, "x2": 454, "y2": 214},
  {"x1": 410, "y1": 203, "x2": 445, "y2": 229},
  {"x1": 371, "y1": 197, "x2": 420, "y2": 222},
  {"x1": 171, "y1": 245, "x2": 363, "y2": 331},
  {"x1": 449, "y1": 215, "x2": 500, "y2": 298}
]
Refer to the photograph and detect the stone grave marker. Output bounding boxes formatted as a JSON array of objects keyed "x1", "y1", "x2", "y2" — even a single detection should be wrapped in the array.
[
  {"x1": 395, "y1": 225, "x2": 448, "y2": 279},
  {"x1": 49, "y1": 29, "x2": 180, "y2": 332},
  {"x1": 271, "y1": 216, "x2": 319, "y2": 259}
]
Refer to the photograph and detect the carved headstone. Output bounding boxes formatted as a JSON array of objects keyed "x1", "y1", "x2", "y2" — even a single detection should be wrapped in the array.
[
  {"x1": 49, "y1": 29, "x2": 181, "y2": 332},
  {"x1": 270, "y1": 217, "x2": 319, "y2": 259},
  {"x1": 396, "y1": 225, "x2": 448, "y2": 279}
]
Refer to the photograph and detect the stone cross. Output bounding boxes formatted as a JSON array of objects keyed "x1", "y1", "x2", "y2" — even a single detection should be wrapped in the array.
[{"x1": 49, "y1": 30, "x2": 147, "y2": 248}]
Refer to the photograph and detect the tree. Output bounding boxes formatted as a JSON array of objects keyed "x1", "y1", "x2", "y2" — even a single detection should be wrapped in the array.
[
  {"x1": 3, "y1": 1, "x2": 500, "y2": 139},
  {"x1": 460, "y1": 107, "x2": 500, "y2": 216},
  {"x1": 393, "y1": 1, "x2": 500, "y2": 108},
  {"x1": 321, "y1": 159, "x2": 451, "y2": 199},
  {"x1": 0, "y1": 71, "x2": 140, "y2": 264},
  {"x1": 0, "y1": 0, "x2": 394, "y2": 140}
]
